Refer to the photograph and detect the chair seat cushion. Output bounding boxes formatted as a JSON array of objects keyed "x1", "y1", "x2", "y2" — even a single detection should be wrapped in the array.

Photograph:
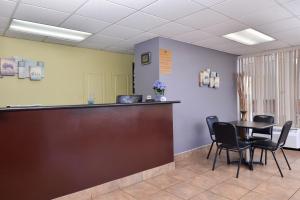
[
  {"x1": 220, "y1": 141, "x2": 251, "y2": 150},
  {"x1": 248, "y1": 136, "x2": 270, "y2": 141},
  {"x1": 253, "y1": 140, "x2": 277, "y2": 150}
]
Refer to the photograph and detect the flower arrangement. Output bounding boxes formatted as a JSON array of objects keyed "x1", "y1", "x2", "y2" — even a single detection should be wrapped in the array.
[{"x1": 153, "y1": 80, "x2": 166, "y2": 95}]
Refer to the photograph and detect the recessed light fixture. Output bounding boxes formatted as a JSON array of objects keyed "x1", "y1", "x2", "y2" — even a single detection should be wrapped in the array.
[
  {"x1": 9, "y1": 19, "x2": 92, "y2": 42},
  {"x1": 223, "y1": 28, "x2": 275, "y2": 45}
]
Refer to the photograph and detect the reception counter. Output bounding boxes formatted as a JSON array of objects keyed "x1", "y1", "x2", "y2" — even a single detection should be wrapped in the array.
[{"x1": 0, "y1": 101, "x2": 179, "y2": 200}]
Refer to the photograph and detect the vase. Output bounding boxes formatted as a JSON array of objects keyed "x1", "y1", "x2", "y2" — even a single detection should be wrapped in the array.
[
  {"x1": 155, "y1": 95, "x2": 166, "y2": 102},
  {"x1": 240, "y1": 110, "x2": 247, "y2": 121}
]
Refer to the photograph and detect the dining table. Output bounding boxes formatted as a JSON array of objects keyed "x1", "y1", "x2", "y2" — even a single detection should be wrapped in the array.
[{"x1": 229, "y1": 120, "x2": 276, "y2": 169}]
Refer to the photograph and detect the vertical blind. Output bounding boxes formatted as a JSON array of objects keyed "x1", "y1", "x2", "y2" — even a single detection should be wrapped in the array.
[{"x1": 237, "y1": 48, "x2": 300, "y2": 128}]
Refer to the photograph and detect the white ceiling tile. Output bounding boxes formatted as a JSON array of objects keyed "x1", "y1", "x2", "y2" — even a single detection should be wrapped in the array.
[
  {"x1": 223, "y1": 47, "x2": 256, "y2": 55},
  {"x1": 212, "y1": 0, "x2": 276, "y2": 19},
  {"x1": 100, "y1": 24, "x2": 143, "y2": 39},
  {"x1": 14, "y1": 3, "x2": 69, "y2": 26},
  {"x1": 255, "y1": 17, "x2": 300, "y2": 34},
  {"x1": 0, "y1": 16, "x2": 10, "y2": 29},
  {"x1": 194, "y1": 36, "x2": 245, "y2": 49},
  {"x1": 105, "y1": 46, "x2": 132, "y2": 54},
  {"x1": 79, "y1": 33, "x2": 125, "y2": 49},
  {"x1": 5, "y1": 29, "x2": 46, "y2": 41},
  {"x1": 192, "y1": 0, "x2": 226, "y2": 7},
  {"x1": 202, "y1": 19, "x2": 247, "y2": 36},
  {"x1": 271, "y1": 27, "x2": 300, "y2": 45},
  {"x1": 149, "y1": 22, "x2": 194, "y2": 37},
  {"x1": 110, "y1": 40, "x2": 135, "y2": 50},
  {"x1": 126, "y1": 32, "x2": 158, "y2": 44},
  {"x1": 0, "y1": 27, "x2": 6, "y2": 35},
  {"x1": 76, "y1": 0, "x2": 135, "y2": 23},
  {"x1": 44, "y1": 37, "x2": 79, "y2": 46},
  {"x1": 254, "y1": 41, "x2": 290, "y2": 51},
  {"x1": 0, "y1": 0, "x2": 16, "y2": 18},
  {"x1": 20, "y1": 0, "x2": 87, "y2": 13},
  {"x1": 107, "y1": 0, "x2": 158, "y2": 9},
  {"x1": 239, "y1": 5, "x2": 293, "y2": 26},
  {"x1": 176, "y1": 9, "x2": 230, "y2": 29},
  {"x1": 61, "y1": 15, "x2": 110, "y2": 33},
  {"x1": 172, "y1": 30, "x2": 212, "y2": 43},
  {"x1": 283, "y1": 0, "x2": 300, "y2": 16},
  {"x1": 117, "y1": 12, "x2": 168, "y2": 31},
  {"x1": 141, "y1": 0, "x2": 205, "y2": 20}
]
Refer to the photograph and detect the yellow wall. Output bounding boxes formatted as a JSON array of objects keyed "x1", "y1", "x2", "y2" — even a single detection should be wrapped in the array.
[{"x1": 0, "y1": 36, "x2": 133, "y2": 107}]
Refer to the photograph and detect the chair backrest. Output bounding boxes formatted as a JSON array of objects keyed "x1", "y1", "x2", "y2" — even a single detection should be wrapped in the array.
[
  {"x1": 213, "y1": 122, "x2": 239, "y2": 149},
  {"x1": 252, "y1": 115, "x2": 274, "y2": 135},
  {"x1": 276, "y1": 121, "x2": 293, "y2": 149},
  {"x1": 206, "y1": 116, "x2": 219, "y2": 140}
]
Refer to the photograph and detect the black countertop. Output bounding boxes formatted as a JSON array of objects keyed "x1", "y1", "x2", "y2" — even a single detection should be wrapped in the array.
[{"x1": 0, "y1": 101, "x2": 181, "y2": 112}]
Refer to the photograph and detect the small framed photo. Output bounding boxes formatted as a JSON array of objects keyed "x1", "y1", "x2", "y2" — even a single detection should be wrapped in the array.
[
  {"x1": 141, "y1": 52, "x2": 151, "y2": 65},
  {"x1": 0, "y1": 58, "x2": 17, "y2": 76}
]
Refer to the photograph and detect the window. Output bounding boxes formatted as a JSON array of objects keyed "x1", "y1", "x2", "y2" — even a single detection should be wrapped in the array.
[{"x1": 238, "y1": 49, "x2": 300, "y2": 128}]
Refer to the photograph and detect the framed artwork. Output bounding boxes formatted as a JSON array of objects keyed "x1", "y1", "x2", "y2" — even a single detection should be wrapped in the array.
[
  {"x1": 141, "y1": 52, "x2": 151, "y2": 65},
  {"x1": 199, "y1": 68, "x2": 220, "y2": 89},
  {"x1": 0, "y1": 58, "x2": 17, "y2": 76}
]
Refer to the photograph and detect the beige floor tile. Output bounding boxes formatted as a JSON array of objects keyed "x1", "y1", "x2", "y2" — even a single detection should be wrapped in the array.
[
  {"x1": 146, "y1": 174, "x2": 181, "y2": 190},
  {"x1": 167, "y1": 168, "x2": 199, "y2": 181},
  {"x1": 239, "y1": 191, "x2": 282, "y2": 200},
  {"x1": 253, "y1": 182, "x2": 297, "y2": 200},
  {"x1": 210, "y1": 183, "x2": 249, "y2": 200},
  {"x1": 290, "y1": 189, "x2": 300, "y2": 200},
  {"x1": 184, "y1": 163, "x2": 211, "y2": 175},
  {"x1": 93, "y1": 190, "x2": 136, "y2": 200},
  {"x1": 146, "y1": 191, "x2": 183, "y2": 200},
  {"x1": 122, "y1": 182, "x2": 159, "y2": 199},
  {"x1": 166, "y1": 182, "x2": 204, "y2": 200},
  {"x1": 266, "y1": 176, "x2": 300, "y2": 190},
  {"x1": 190, "y1": 191, "x2": 229, "y2": 200},
  {"x1": 224, "y1": 175, "x2": 264, "y2": 190},
  {"x1": 189, "y1": 175, "x2": 220, "y2": 190},
  {"x1": 202, "y1": 170, "x2": 232, "y2": 183}
]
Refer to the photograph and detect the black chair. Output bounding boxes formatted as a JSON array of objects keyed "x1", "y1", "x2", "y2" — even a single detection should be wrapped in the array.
[
  {"x1": 212, "y1": 122, "x2": 252, "y2": 178},
  {"x1": 206, "y1": 116, "x2": 219, "y2": 159},
  {"x1": 251, "y1": 115, "x2": 275, "y2": 165},
  {"x1": 251, "y1": 121, "x2": 292, "y2": 177}
]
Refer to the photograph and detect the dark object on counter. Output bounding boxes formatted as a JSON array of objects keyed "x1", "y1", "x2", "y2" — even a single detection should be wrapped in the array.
[
  {"x1": 116, "y1": 95, "x2": 143, "y2": 104},
  {"x1": 146, "y1": 99, "x2": 155, "y2": 102}
]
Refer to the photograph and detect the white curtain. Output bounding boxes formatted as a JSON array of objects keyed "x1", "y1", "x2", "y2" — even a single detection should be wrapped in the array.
[{"x1": 237, "y1": 48, "x2": 300, "y2": 128}]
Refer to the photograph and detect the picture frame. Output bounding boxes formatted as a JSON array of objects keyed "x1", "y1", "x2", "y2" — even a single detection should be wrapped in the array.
[{"x1": 141, "y1": 52, "x2": 151, "y2": 65}]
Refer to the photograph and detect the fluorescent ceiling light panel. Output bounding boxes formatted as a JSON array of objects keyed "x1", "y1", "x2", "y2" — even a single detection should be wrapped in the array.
[
  {"x1": 9, "y1": 19, "x2": 92, "y2": 42},
  {"x1": 223, "y1": 28, "x2": 275, "y2": 45}
]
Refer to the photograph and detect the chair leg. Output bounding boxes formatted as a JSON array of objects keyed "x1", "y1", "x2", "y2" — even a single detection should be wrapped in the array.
[
  {"x1": 265, "y1": 149, "x2": 268, "y2": 165},
  {"x1": 226, "y1": 149, "x2": 230, "y2": 165},
  {"x1": 249, "y1": 148, "x2": 253, "y2": 170},
  {"x1": 212, "y1": 147, "x2": 219, "y2": 171},
  {"x1": 281, "y1": 148, "x2": 291, "y2": 170},
  {"x1": 236, "y1": 151, "x2": 242, "y2": 178},
  {"x1": 260, "y1": 149, "x2": 264, "y2": 164},
  {"x1": 271, "y1": 151, "x2": 283, "y2": 178},
  {"x1": 206, "y1": 141, "x2": 214, "y2": 159},
  {"x1": 251, "y1": 147, "x2": 255, "y2": 170},
  {"x1": 218, "y1": 147, "x2": 222, "y2": 156}
]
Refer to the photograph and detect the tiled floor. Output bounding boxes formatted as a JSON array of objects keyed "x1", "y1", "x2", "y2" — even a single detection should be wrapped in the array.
[{"x1": 93, "y1": 148, "x2": 300, "y2": 200}]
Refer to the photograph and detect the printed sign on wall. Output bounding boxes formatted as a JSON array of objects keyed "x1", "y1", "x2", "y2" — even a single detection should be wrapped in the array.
[{"x1": 160, "y1": 49, "x2": 172, "y2": 75}]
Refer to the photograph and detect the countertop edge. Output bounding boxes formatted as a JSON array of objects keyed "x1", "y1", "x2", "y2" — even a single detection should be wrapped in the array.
[{"x1": 0, "y1": 101, "x2": 181, "y2": 112}]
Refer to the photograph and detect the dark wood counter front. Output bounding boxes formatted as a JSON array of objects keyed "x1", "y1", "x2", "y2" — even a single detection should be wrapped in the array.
[{"x1": 0, "y1": 102, "x2": 179, "y2": 200}]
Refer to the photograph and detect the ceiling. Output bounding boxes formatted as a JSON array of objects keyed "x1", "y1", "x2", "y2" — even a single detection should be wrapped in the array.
[{"x1": 1, "y1": 0, "x2": 300, "y2": 55}]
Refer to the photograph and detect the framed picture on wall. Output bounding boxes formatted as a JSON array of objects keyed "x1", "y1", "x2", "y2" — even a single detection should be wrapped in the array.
[
  {"x1": 0, "y1": 58, "x2": 17, "y2": 76},
  {"x1": 141, "y1": 52, "x2": 151, "y2": 65}
]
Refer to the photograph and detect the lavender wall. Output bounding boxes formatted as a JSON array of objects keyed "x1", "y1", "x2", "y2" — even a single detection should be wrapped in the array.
[
  {"x1": 135, "y1": 37, "x2": 238, "y2": 154},
  {"x1": 134, "y1": 38, "x2": 159, "y2": 99}
]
